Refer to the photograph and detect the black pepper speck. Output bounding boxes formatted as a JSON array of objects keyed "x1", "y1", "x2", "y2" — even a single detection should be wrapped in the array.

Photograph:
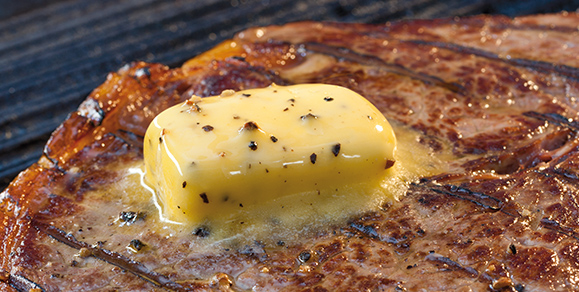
[
  {"x1": 509, "y1": 244, "x2": 517, "y2": 255},
  {"x1": 332, "y1": 143, "x2": 341, "y2": 157},
  {"x1": 199, "y1": 193, "x2": 209, "y2": 204},
  {"x1": 270, "y1": 135, "x2": 278, "y2": 142},
  {"x1": 310, "y1": 153, "x2": 317, "y2": 164},
  {"x1": 129, "y1": 239, "x2": 145, "y2": 251},
  {"x1": 298, "y1": 251, "x2": 311, "y2": 263},
  {"x1": 248, "y1": 141, "x2": 258, "y2": 150},
  {"x1": 119, "y1": 211, "x2": 145, "y2": 224},
  {"x1": 202, "y1": 125, "x2": 214, "y2": 132},
  {"x1": 193, "y1": 227, "x2": 210, "y2": 238},
  {"x1": 324, "y1": 96, "x2": 334, "y2": 101}
]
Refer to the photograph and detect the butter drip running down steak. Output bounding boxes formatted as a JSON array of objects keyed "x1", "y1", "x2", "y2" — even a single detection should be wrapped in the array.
[{"x1": 2, "y1": 13, "x2": 579, "y2": 291}]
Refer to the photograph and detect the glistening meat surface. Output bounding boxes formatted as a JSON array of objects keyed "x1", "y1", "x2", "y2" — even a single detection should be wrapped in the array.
[{"x1": 2, "y1": 12, "x2": 579, "y2": 291}]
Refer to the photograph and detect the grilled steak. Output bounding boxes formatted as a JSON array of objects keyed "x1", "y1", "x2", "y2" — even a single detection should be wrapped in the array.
[{"x1": 2, "y1": 12, "x2": 579, "y2": 291}]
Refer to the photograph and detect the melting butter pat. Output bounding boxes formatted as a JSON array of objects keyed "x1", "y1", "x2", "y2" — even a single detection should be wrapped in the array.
[{"x1": 144, "y1": 84, "x2": 396, "y2": 227}]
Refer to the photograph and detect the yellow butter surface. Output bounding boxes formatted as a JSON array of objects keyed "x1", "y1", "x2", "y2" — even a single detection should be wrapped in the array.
[{"x1": 144, "y1": 84, "x2": 396, "y2": 230}]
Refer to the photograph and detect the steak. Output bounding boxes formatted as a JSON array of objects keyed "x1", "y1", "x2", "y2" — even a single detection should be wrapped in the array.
[{"x1": 2, "y1": 12, "x2": 579, "y2": 291}]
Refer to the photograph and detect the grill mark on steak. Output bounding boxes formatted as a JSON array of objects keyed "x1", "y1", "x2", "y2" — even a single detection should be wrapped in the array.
[
  {"x1": 539, "y1": 218, "x2": 579, "y2": 241},
  {"x1": 418, "y1": 182, "x2": 506, "y2": 213},
  {"x1": 425, "y1": 252, "x2": 479, "y2": 277},
  {"x1": 550, "y1": 168, "x2": 579, "y2": 183},
  {"x1": 370, "y1": 14, "x2": 579, "y2": 68},
  {"x1": 32, "y1": 220, "x2": 185, "y2": 291},
  {"x1": 380, "y1": 15, "x2": 579, "y2": 34},
  {"x1": 304, "y1": 42, "x2": 467, "y2": 95},
  {"x1": 0, "y1": 271, "x2": 44, "y2": 292},
  {"x1": 523, "y1": 111, "x2": 579, "y2": 132},
  {"x1": 407, "y1": 40, "x2": 579, "y2": 81}
]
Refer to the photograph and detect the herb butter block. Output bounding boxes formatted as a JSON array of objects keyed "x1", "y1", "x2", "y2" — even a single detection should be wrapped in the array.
[{"x1": 144, "y1": 84, "x2": 396, "y2": 227}]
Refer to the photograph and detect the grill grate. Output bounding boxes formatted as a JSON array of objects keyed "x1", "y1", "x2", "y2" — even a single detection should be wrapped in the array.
[{"x1": 1, "y1": 0, "x2": 579, "y2": 189}]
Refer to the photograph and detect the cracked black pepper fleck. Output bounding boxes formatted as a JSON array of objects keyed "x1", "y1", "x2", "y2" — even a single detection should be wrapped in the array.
[
  {"x1": 199, "y1": 193, "x2": 209, "y2": 204},
  {"x1": 119, "y1": 211, "x2": 145, "y2": 224},
  {"x1": 129, "y1": 239, "x2": 145, "y2": 251},
  {"x1": 193, "y1": 227, "x2": 210, "y2": 237},
  {"x1": 509, "y1": 244, "x2": 517, "y2": 255},
  {"x1": 248, "y1": 141, "x2": 258, "y2": 150},
  {"x1": 298, "y1": 251, "x2": 311, "y2": 263},
  {"x1": 310, "y1": 153, "x2": 317, "y2": 164},
  {"x1": 332, "y1": 143, "x2": 341, "y2": 156}
]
